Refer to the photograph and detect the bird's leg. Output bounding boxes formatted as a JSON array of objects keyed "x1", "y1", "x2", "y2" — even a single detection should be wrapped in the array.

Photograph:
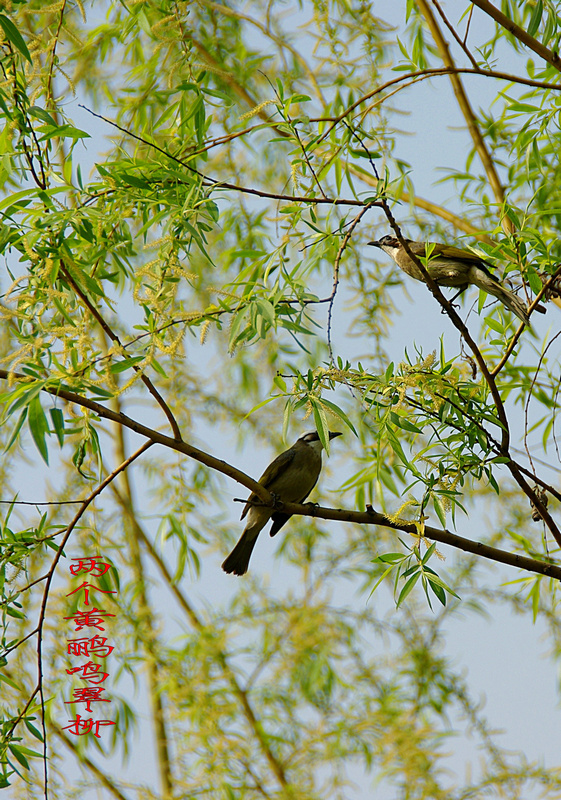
[{"x1": 443, "y1": 284, "x2": 467, "y2": 311}]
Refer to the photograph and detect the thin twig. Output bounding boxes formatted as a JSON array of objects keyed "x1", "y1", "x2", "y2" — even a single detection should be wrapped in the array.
[
  {"x1": 58, "y1": 259, "x2": 182, "y2": 440},
  {"x1": 78, "y1": 105, "x2": 377, "y2": 209},
  {"x1": 3, "y1": 441, "x2": 153, "y2": 790},
  {"x1": 430, "y1": 0, "x2": 480, "y2": 68},
  {"x1": 327, "y1": 203, "x2": 376, "y2": 361}
]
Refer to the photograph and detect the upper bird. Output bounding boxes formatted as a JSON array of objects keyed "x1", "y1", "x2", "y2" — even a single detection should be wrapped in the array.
[
  {"x1": 222, "y1": 430, "x2": 342, "y2": 576},
  {"x1": 369, "y1": 235, "x2": 534, "y2": 325}
]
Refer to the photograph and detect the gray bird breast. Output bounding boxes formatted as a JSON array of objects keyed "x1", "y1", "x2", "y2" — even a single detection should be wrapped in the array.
[{"x1": 271, "y1": 447, "x2": 322, "y2": 501}]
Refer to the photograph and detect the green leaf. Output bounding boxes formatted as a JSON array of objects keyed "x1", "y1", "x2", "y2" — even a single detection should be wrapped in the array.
[
  {"x1": 421, "y1": 541, "x2": 437, "y2": 564},
  {"x1": 373, "y1": 552, "x2": 406, "y2": 564},
  {"x1": 0, "y1": 14, "x2": 31, "y2": 62},
  {"x1": 0, "y1": 672, "x2": 21, "y2": 690},
  {"x1": 8, "y1": 745, "x2": 29, "y2": 770},
  {"x1": 28, "y1": 395, "x2": 49, "y2": 464},
  {"x1": 528, "y1": 0, "x2": 543, "y2": 38},
  {"x1": 6, "y1": 605, "x2": 26, "y2": 619},
  {"x1": 62, "y1": 255, "x2": 104, "y2": 298},
  {"x1": 109, "y1": 356, "x2": 145, "y2": 374},
  {"x1": 507, "y1": 102, "x2": 540, "y2": 114},
  {"x1": 317, "y1": 397, "x2": 357, "y2": 436},
  {"x1": 23, "y1": 719, "x2": 44, "y2": 742},
  {"x1": 389, "y1": 411, "x2": 423, "y2": 434},
  {"x1": 426, "y1": 576, "x2": 447, "y2": 606},
  {"x1": 49, "y1": 407, "x2": 65, "y2": 447},
  {"x1": 4, "y1": 407, "x2": 27, "y2": 453},
  {"x1": 254, "y1": 298, "x2": 276, "y2": 328},
  {"x1": 37, "y1": 123, "x2": 90, "y2": 141},
  {"x1": 309, "y1": 397, "x2": 330, "y2": 452},
  {"x1": 28, "y1": 106, "x2": 58, "y2": 125},
  {"x1": 396, "y1": 571, "x2": 420, "y2": 607}
]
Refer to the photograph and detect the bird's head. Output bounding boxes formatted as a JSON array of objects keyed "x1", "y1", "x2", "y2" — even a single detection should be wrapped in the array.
[
  {"x1": 368, "y1": 234, "x2": 410, "y2": 257},
  {"x1": 298, "y1": 430, "x2": 342, "y2": 453}
]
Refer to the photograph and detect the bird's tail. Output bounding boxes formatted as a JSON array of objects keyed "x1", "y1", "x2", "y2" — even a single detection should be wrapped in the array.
[
  {"x1": 222, "y1": 526, "x2": 261, "y2": 575},
  {"x1": 471, "y1": 267, "x2": 530, "y2": 325}
]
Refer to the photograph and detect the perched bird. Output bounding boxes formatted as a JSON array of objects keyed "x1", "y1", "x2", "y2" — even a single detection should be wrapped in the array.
[
  {"x1": 369, "y1": 235, "x2": 537, "y2": 325},
  {"x1": 222, "y1": 430, "x2": 342, "y2": 576}
]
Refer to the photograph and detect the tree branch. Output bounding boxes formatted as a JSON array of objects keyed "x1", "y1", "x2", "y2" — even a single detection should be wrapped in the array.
[
  {"x1": 79, "y1": 105, "x2": 378, "y2": 209},
  {"x1": 58, "y1": 259, "x2": 182, "y2": 441},
  {"x1": 0, "y1": 369, "x2": 557, "y2": 580},
  {"x1": 53, "y1": 725, "x2": 132, "y2": 800},
  {"x1": 109, "y1": 484, "x2": 290, "y2": 789},
  {"x1": 3, "y1": 440, "x2": 153, "y2": 784},
  {"x1": 276, "y1": 500, "x2": 561, "y2": 581},
  {"x1": 470, "y1": 0, "x2": 561, "y2": 72},
  {"x1": 416, "y1": 0, "x2": 508, "y2": 217}
]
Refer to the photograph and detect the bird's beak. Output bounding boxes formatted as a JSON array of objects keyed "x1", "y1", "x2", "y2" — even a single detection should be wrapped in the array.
[
  {"x1": 328, "y1": 431, "x2": 343, "y2": 440},
  {"x1": 367, "y1": 240, "x2": 381, "y2": 248}
]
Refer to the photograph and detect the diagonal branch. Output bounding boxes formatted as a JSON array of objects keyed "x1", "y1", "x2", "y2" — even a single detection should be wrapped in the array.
[
  {"x1": 275, "y1": 500, "x2": 561, "y2": 580},
  {"x1": 109, "y1": 483, "x2": 289, "y2": 789},
  {"x1": 53, "y1": 725, "x2": 132, "y2": 800},
  {"x1": 0, "y1": 369, "x2": 557, "y2": 577},
  {"x1": 79, "y1": 105, "x2": 377, "y2": 209},
  {"x1": 416, "y1": 0, "x2": 508, "y2": 216},
  {"x1": 58, "y1": 259, "x2": 182, "y2": 441},
  {"x1": 470, "y1": 0, "x2": 561, "y2": 72},
  {"x1": 327, "y1": 202, "x2": 376, "y2": 360},
  {"x1": 3, "y1": 440, "x2": 153, "y2": 791}
]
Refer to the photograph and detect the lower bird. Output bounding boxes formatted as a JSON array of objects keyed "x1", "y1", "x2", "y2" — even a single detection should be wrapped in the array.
[
  {"x1": 369, "y1": 235, "x2": 541, "y2": 325},
  {"x1": 222, "y1": 430, "x2": 342, "y2": 576}
]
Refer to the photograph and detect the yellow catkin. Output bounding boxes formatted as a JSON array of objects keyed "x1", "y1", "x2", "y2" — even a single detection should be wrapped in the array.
[
  {"x1": 207, "y1": 286, "x2": 242, "y2": 301},
  {"x1": 239, "y1": 100, "x2": 276, "y2": 121},
  {"x1": 152, "y1": 14, "x2": 176, "y2": 33},
  {"x1": 291, "y1": 162, "x2": 300, "y2": 192},
  {"x1": 21, "y1": 239, "x2": 40, "y2": 262},
  {"x1": 200, "y1": 320, "x2": 210, "y2": 345}
]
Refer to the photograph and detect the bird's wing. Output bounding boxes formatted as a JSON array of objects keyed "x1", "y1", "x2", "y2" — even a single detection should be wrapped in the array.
[
  {"x1": 240, "y1": 448, "x2": 296, "y2": 520},
  {"x1": 428, "y1": 243, "x2": 489, "y2": 264}
]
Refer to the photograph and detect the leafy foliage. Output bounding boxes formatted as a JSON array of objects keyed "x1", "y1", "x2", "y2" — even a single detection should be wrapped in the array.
[{"x1": 0, "y1": 1, "x2": 559, "y2": 798}]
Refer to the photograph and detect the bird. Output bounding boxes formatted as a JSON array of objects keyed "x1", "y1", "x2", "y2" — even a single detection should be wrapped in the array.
[
  {"x1": 222, "y1": 430, "x2": 342, "y2": 576},
  {"x1": 369, "y1": 235, "x2": 538, "y2": 325}
]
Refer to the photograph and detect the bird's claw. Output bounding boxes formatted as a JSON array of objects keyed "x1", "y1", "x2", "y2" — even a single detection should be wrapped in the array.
[{"x1": 271, "y1": 492, "x2": 283, "y2": 509}]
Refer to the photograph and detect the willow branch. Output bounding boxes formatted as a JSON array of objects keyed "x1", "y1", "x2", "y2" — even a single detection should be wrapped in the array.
[
  {"x1": 53, "y1": 725, "x2": 132, "y2": 800},
  {"x1": 58, "y1": 259, "x2": 182, "y2": 441},
  {"x1": 416, "y1": 0, "x2": 508, "y2": 220},
  {"x1": 3, "y1": 441, "x2": 153, "y2": 767},
  {"x1": 1, "y1": 369, "x2": 557, "y2": 577},
  {"x1": 109, "y1": 484, "x2": 289, "y2": 789},
  {"x1": 430, "y1": 0, "x2": 479, "y2": 68},
  {"x1": 79, "y1": 105, "x2": 376, "y2": 209},
  {"x1": 0, "y1": 368, "x2": 271, "y2": 503},
  {"x1": 470, "y1": 0, "x2": 561, "y2": 72},
  {"x1": 276, "y1": 501, "x2": 561, "y2": 580},
  {"x1": 327, "y1": 202, "x2": 376, "y2": 359},
  {"x1": 198, "y1": 3, "x2": 325, "y2": 104}
]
